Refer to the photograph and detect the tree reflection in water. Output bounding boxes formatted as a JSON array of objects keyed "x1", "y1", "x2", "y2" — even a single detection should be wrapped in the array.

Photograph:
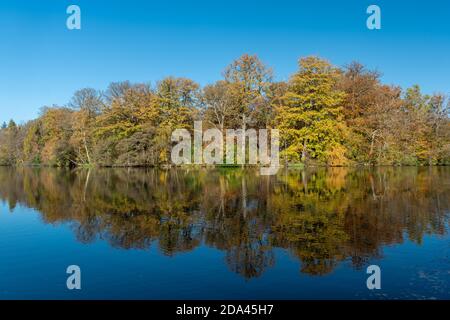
[{"x1": 0, "y1": 167, "x2": 448, "y2": 279}]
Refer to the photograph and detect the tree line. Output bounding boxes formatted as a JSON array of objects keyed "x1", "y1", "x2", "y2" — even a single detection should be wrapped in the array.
[{"x1": 1, "y1": 54, "x2": 449, "y2": 167}]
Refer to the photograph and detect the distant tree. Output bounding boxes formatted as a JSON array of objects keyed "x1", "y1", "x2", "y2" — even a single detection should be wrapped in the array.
[{"x1": 8, "y1": 119, "x2": 17, "y2": 130}]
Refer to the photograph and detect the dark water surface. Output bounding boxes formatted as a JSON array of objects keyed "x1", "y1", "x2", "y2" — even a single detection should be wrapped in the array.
[{"x1": 0, "y1": 167, "x2": 449, "y2": 299}]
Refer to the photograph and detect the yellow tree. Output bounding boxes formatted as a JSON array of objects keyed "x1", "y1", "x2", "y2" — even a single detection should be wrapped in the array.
[{"x1": 277, "y1": 57, "x2": 349, "y2": 165}]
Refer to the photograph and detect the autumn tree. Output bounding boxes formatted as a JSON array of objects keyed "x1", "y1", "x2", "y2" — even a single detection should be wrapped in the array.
[
  {"x1": 38, "y1": 107, "x2": 75, "y2": 166},
  {"x1": 68, "y1": 88, "x2": 104, "y2": 165},
  {"x1": 153, "y1": 77, "x2": 199, "y2": 162},
  {"x1": 94, "y1": 83, "x2": 156, "y2": 165},
  {"x1": 202, "y1": 80, "x2": 240, "y2": 130},
  {"x1": 0, "y1": 120, "x2": 19, "y2": 165},
  {"x1": 93, "y1": 78, "x2": 198, "y2": 166},
  {"x1": 105, "y1": 81, "x2": 132, "y2": 103},
  {"x1": 22, "y1": 120, "x2": 42, "y2": 165},
  {"x1": 277, "y1": 56, "x2": 349, "y2": 165},
  {"x1": 223, "y1": 54, "x2": 273, "y2": 129}
]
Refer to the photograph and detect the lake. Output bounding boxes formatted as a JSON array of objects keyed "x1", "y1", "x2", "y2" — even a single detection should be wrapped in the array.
[{"x1": 0, "y1": 166, "x2": 449, "y2": 299}]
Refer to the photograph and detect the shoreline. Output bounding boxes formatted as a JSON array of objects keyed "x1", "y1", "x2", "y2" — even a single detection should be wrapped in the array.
[{"x1": 1, "y1": 164, "x2": 449, "y2": 169}]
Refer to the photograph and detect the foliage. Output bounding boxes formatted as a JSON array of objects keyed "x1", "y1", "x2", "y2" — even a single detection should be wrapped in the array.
[
  {"x1": 276, "y1": 57, "x2": 349, "y2": 164},
  {"x1": 0, "y1": 54, "x2": 449, "y2": 167}
]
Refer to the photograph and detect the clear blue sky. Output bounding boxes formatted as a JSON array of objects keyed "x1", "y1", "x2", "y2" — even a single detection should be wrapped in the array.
[{"x1": 1, "y1": 0, "x2": 450, "y2": 124}]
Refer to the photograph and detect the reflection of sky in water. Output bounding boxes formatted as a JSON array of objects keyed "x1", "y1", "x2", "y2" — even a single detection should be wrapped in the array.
[{"x1": 0, "y1": 167, "x2": 449, "y2": 299}]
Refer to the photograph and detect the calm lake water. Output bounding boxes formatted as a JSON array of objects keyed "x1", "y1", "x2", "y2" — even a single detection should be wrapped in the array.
[{"x1": 0, "y1": 167, "x2": 449, "y2": 300}]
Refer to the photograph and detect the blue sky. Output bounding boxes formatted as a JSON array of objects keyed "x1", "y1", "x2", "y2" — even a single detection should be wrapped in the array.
[{"x1": 1, "y1": 0, "x2": 450, "y2": 124}]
